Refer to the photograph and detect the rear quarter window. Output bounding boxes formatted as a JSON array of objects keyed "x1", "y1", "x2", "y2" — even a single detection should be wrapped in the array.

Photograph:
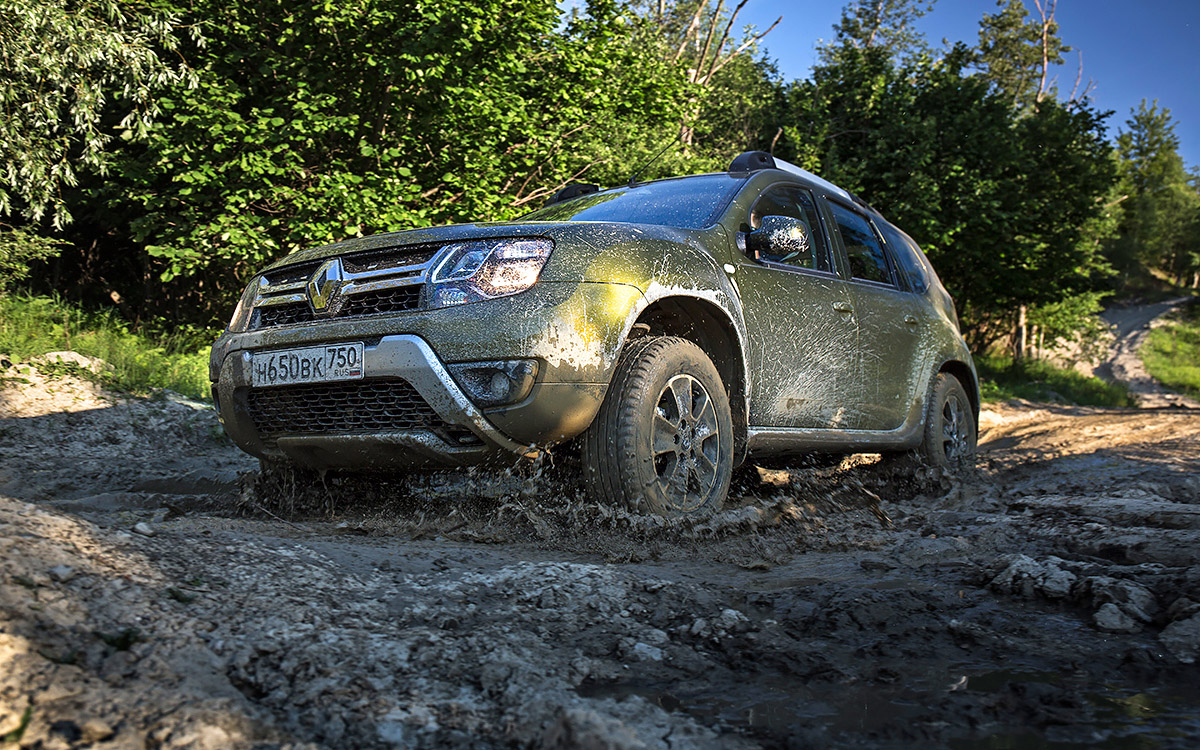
[{"x1": 878, "y1": 222, "x2": 931, "y2": 294}]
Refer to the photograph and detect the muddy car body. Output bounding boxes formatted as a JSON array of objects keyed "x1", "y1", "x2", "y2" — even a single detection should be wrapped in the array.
[{"x1": 211, "y1": 151, "x2": 978, "y2": 513}]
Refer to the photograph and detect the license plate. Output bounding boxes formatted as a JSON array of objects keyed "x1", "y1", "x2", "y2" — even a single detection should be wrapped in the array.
[{"x1": 250, "y1": 343, "x2": 364, "y2": 387}]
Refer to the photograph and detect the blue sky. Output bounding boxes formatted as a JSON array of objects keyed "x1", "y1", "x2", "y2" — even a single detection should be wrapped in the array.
[{"x1": 737, "y1": 0, "x2": 1200, "y2": 169}]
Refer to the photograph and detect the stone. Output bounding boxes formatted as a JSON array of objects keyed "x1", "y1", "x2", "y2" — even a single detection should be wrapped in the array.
[
  {"x1": 1081, "y1": 576, "x2": 1157, "y2": 623},
  {"x1": 631, "y1": 642, "x2": 663, "y2": 662},
  {"x1": 80, "y1": 718, "x2": 115, "y2": 743},
  {"x1": 989, "y1": 555, "x2": 1077, "y2": 600},
  {"x1": 1040, "y1": 565, "x2": 1076, "y2": 600},
  {"x1": 48, "y1": 565, "x2": 76, "y2": 583},
  {"x1": 1094, "y1": 603, "x2": 1140, "y2": 633},
  {"x1": 1159, "y1": 614, "x2": 1200, "y2": 664},
  {"x1": 541, "y1": 707, "x2": 649, "y2": 750},
  {"x1": 1166, "y1": 597, "x2": 1200, "y2": 622},
  {"x1": 133, "y1": 522, "x2": 156, "y2": 537}
]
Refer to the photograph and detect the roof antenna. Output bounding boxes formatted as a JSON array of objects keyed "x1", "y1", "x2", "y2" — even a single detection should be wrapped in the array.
[{"x1": 627, "y1": 129, "x2": 683, "y2": 188}]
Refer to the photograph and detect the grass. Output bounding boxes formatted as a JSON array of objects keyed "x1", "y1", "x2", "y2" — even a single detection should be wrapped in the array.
[
  {"x1": 1141, "y1": 300, "x2": 1200, "y2": 398},
  {"x1": 976, "y1": 354, "x2": 1134, "y2": 407},
  {"x1": 0, "y1": 293, "x2": 217, "y2": 400}
]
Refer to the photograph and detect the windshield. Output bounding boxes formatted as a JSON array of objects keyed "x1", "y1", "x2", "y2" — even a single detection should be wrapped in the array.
[{"x1": 521, "y1": 174, "x2": 744, "y2": 229}]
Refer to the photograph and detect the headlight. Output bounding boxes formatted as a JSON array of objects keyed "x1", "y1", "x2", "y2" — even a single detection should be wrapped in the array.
[
  {"x1": 428, "y1": 238, "x2": 553, "y2": 308},
  {"x1": 226, "y1": 278, "x2": 260, "y2": 333}
]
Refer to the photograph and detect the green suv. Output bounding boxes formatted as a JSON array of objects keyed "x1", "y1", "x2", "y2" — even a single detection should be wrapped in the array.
[{"x1": 211, "y1": 151, "x2": 978, "y2": 514}]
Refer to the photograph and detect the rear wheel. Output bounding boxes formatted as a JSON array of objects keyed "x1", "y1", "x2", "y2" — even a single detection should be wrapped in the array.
[
  {"x1": 582, "y1": 336, "x2": 733, "y2": 515},
  {"x1": 919, "y1": 373, "x2": 976, "y2": 468}
]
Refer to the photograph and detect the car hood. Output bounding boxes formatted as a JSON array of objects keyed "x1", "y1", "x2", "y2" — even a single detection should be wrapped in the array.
[{"x1": 261, "y1": 220, "x2": 723, "y2": 282}]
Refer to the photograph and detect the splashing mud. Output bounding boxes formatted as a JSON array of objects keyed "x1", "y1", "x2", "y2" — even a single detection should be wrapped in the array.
[{"x1": 239, "y1": 450, "x2": 933, "y2": 566}]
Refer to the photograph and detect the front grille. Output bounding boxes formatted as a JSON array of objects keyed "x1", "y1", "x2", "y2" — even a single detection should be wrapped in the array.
[
  {"x1": 340, "y1": 287, "x2": 422, "y2": 317},
  {"x1": 257, "y1": 303, "x2": 314, "y2": 329},
  {"x1": 247, "y1": 378, "x2": 447, "y2": 438},
  {"x1": 249, "y1": 244, "x2": 438, "y2": 331},
  {"x1": 266, "y1": 263, "x2": 319, "y2": 285}
]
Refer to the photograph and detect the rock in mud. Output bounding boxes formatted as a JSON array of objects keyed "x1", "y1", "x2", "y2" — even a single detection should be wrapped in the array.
[
  {"x1": 47, "y1": 564, "x2": 75, "y2": 583},
  {"x1": 542, "y1": 707, "x2": 649, "y2": 750},
  {"x1": 1094, "y1": 603, "x2": 1141, "y2": 633},
  {"x1": 989, "y1": 555, "x2": 1077, "y2": 600},
  {"x1": 1158, "y1": 614, "x2": 1200, "y2": 663},
  {"x1": 1167, "y1": 597, "x2": 1200, "y2": 622},
  {"x1": 1078, "y1": 576, "x2": 1158, "y2": 624}
]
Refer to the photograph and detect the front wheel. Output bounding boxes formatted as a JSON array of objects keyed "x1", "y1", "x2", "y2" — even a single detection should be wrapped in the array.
[
  {"x1": 919, "y1": 373, "x2": 976, "y2": 469},
  {"x1": 582, "y1": 336, "x2": 734, "y2": 515}
]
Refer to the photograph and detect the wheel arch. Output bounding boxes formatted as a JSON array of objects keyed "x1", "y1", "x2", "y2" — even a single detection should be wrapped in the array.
[
  {"x1": 628, "y1": 294, "x2": 750, "y2": 464},
  {"x1": 937, "y1": 358, "x2": 980, "y2": 427}
]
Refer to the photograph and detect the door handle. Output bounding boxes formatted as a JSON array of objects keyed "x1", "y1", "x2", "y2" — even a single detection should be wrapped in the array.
[
  {"x1": 833, "y1": 302, "x2": 853, "y2": 313},
  {"x1": 904, "y1": 315, "x2": 919, "y2": 326}
]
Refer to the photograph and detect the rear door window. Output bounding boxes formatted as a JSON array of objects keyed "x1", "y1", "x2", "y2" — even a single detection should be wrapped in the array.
[{"x1": 827, "y1": 201, "x2": 894, "y2": 286}]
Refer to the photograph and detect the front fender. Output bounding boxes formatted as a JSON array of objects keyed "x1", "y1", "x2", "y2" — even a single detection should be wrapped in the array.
[{"x1": 539, "y1": 221, "x2": 750, "y2": 389}]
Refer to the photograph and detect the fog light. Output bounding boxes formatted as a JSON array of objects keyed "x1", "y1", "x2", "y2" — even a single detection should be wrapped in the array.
[
  {"x1": 447, "y1": 359, "x2": 538, "y2": 408},
  {"x1": 489, "y1": 372, "x2": 510, "y2": 401}
]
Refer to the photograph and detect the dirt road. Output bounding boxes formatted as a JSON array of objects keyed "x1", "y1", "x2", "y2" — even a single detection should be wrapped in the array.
[
  {"x1": 2, "y1": 331, "x2": 1199, "y2": 748},
  {"x1": 1099, "y1": 297, "x2": 1200, "y2": 409}
]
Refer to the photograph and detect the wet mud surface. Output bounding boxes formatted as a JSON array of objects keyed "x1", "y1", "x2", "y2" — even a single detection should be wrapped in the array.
[{"x1": 3, "y1": 360, "x2": 1200, "y2": 748}]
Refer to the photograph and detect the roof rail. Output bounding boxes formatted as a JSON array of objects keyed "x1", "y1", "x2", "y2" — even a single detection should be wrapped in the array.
[{"x1": 546, "y1": 182, "x2": 599, "y2": 206}]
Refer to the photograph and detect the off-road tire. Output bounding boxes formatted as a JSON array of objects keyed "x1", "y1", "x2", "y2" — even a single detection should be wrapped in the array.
[
  {"x1": 918, "y1": 373, "x2": 976, "y2": 469},
  {"x1": 582, "y1": 336, "x2": 734, "y2": 515}
]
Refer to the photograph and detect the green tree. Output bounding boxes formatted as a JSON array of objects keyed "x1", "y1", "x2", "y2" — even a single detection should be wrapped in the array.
[
  {"x1": 632, "y1": 1, "x2": 781, "y2": 151},
  {"x1": 62, "y1": 0, "x2": 694, "y2": 323},
  {"x1": 780, "y1": 45, "x2": 1115, "y2": 349},
  {"x1": 822, "y1": 0, "x2": 936, "y2": 63},
  {"x1": 975, "y1": 0, "x2": 1072, "y2": 111},
  {"x1": 1111, "y1": 100, "x2": 1200, "y2": 286},
  {"x1": 0, "y1": 0, "x2": 193, "y2": 229},
  {"x1": 688, "y1": 51, "x2": 783, "y2": 159}
]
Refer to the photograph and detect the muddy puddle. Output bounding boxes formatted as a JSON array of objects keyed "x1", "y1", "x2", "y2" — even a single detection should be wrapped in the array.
[{"x1": 577, "y1": 664, "x2": 1200, "y2": 748}]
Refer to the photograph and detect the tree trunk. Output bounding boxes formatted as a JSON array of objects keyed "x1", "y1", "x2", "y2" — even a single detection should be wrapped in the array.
[{"x1": 1014, "y1": 305, "x2": 1028, "y2": 363}]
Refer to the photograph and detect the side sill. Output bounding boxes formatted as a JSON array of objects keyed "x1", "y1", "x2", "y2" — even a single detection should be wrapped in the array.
[{"x1": 745, "y1": 421, "x2": 922, "y2": 455}]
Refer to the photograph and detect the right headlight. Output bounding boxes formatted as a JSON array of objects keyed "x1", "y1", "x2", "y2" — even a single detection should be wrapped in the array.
[
  {"x1": 226, "y1": 277, "x2": 260, "y2": 333},
  {"x1": 428, "y1": 238, "x2": 553, "y2": 309}
]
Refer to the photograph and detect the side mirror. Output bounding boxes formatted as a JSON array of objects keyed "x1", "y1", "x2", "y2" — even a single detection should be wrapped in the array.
[{"x1": 746, "y1": 215, "x2": 812, "y2": 265}]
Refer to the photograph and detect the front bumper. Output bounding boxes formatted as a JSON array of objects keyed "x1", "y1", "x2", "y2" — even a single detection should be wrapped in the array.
[
  {"x1": 215, "y1": 335, "x2": 538, "y2": 469},
  {"x1": 213, "y1": 280, "x2": 643, "y2": 470}
]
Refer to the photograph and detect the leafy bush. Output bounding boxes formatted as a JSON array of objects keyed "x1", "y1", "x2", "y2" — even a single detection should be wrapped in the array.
[
  {"x1": 0, "y1": 294, "x2": 216, "y2": 399},
  {"x1": 0, "y1": 227, "x2": 60, "y2": 292}
]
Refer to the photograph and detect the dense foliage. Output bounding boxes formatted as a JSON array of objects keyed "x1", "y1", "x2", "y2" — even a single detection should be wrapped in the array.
[
  {"x1": 1, "y1": 0, "x2": 1192, "y2": 358},
  {"x1": 0, "y1": 0, "x2": 193, "y2": 228}
]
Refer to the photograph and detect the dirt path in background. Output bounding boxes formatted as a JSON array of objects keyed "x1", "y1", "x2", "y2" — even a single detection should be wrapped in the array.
[
  {"x1": 3, "y1": 352, "x2": 1200, "y2": 748},
  {"x1": 1099, "y1": 297, "x2": 1200, "y2": 409}
]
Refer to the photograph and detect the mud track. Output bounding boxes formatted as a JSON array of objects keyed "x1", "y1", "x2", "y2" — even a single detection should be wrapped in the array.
[{"x1": 3, "y1": 338, "x2": 1200, "y2": 748}]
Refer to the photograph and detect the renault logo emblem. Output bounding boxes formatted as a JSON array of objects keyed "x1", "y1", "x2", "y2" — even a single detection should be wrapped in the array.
[{"x1": 307, "y1": 258, "x2": 344, "y2": 312}]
